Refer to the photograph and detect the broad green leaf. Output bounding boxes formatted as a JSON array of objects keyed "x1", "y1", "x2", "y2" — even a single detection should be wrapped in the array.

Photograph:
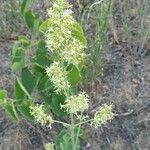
[
  {"x1": 51, "y1": 93, "x2": 67, "y2": 116},
  {"x1": 41, "y1": 94, "x2": 53, "y2": 105},
  {"x1": 4, "y1": 101, "x2": 19, "y2": 121},
  {"x1": 33, "y1": 55, "x2": 52, "y2": 69},
  {"x1": 56, "y1": 129, "x2": 72, "y2": 150},
  {"x1": 12, "y1": 62, "x2": 24, "y2": 71},
  {"x1": 56, "y1": 128, "x2": 81, "y2": 150},
  {"x1": 17, "y1": 100, "x2": 34, "y2": 121},
  {"x1": 72, "y1": 22, "x2": 87, "y2": 46},
  {"x1": 12, "y1": 47, "x2": 25, "y2": 63},
  {"x1": 21, "y1": 0, "x2": 32, "y2": 14},
  {"x1": 38, "y1": 75, "x2": 54, "y2": 93},
  {"x1": 18, "y1": 35, "x2": 31, "y2": 47},
  {"x1": 14, "y1": 79, "x2": 25, "y2": 103},
  {"x1": 37, "y1": 75, "x2": 54, "y2": 105},
  {"x1": 39, "y1": 19, "x2": 50, "y2": 33},
  {"x1": 69, "y1": 87, "x2": 78, "y2": 95},
  {"x1": 0, "y1": 90, "x2": 7, "y2": 100},
  {"x1": 33, "y1": 15, "x2": 41, "y2": 34},
  {"x1": 25, "y1": 10, "x2": 35, "y2": 28},
  {"x1": 16, "y1": 78, "x2": 31, "y2": 99},
  {"x1": 21, "y1": 67, "x2": 36, "y2": 95},
  {"x1": 67, "y1": 65, "x2": 81, "y2": 86},
  {"x1": 36, "y1": 40, "x2": 47, "y2": 56}
]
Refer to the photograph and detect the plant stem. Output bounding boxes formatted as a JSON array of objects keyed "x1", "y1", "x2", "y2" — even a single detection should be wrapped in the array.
[
  {"x1": 70, "y1": 113, "x2": 76, "y2": 150},
  {"x1": 75, "y1": 118, "x2": 94, "y2": 127},
  {"x1": 53, "y1": 120, "x2": 71, "y2": 127},
  {"x1": 75, "y1": 113, "x2": 82, "y2": 147}
]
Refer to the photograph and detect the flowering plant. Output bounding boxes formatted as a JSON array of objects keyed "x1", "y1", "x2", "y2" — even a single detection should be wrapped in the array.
[{"x1": 0, "y1": 0, "x2": 114, "y2": 149}]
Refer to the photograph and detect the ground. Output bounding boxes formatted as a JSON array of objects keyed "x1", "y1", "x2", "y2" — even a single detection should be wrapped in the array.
[{"x1": 0, "y1": 0, "x2": 150, "y2": 150}]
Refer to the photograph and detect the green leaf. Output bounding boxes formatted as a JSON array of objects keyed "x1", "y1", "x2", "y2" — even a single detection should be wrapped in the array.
[
  {"x1": 36, "y1": 40, "x2": 47, "y2": 56},
  {"x1": 37, "y1": 75, "x2": 53, "y2": 105},
  {"x1": 25, "y1": 10, "x2": 35, "y2": 28},
  {"x1": 4, "y1": 101, "x2": 19, "y2": 121},
  {"x1": 56, "y1": 129, "x2": 72, "y2": 150},
  {"x1": 12, "y1": 47, "x2": 25, "y2": 63},
  {"x1": 38, "y1": 76, "x2": 53, "y2": 92},
  {"x1": 21, "y1": 67, "x2": 36, "y2": 95},
  {"x1": 39, "y1": 19, "x2": 50, "y2": 33},
  {"x1": 16, "y1": 78, "x2": 32, "y2": 99},
  {"x1": 33, "y1": 15, "x2": 41, "y2": 34},
  {"x1": 72, "y1": 22, "x2": 87, "y2": 46},
  {"x1": 17, "y1": 100, "x2": 34, "y2": 121},
  {"x1": 69, "y1": 87, "x2": 78, "y2": 95},
  {"x1": 14, "y1": 79, "x2": 25, "y2": 103},
  {"x1": 67, "y1": 65, "x2": 81, "y2": 86},
  {"x1": 51, "y1": 93, "x2": 67, "y2": 116},
  {"x1": 12, "y1": 62, "x2": 24, "y2": 71},
  {"x1": 0, "y1": 90, "x2": 7, "y2": 100},
  {"x1": 18, "y1": 35, "x2": 31, "y2": 47},
  {"x1": 21, "y1": 0, "x2": 32, "y2": 14},
  {"x1": 11, "y1": 46, "x2": 25, "y2": 72},
  {"x1": 33, "y1": 55, "x2": 52, "y2": 69},
  {"x1": 56, "y1": 128, "x2": 81, "y2": 150}
]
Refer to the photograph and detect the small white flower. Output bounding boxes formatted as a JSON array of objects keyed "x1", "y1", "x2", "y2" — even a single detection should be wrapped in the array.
[
  {"x1": 30, "y1": 104, "x2": 54, "y2": 128},
  {"x1": 92, "y1": 104, "x2": 114, "y2": 128},
  {"x1": 64, "y1": 9, "x2": 73, "y2": 16},
  {"x1": 45, "y1": 142, "x2": 54, "y2": 150},
  {"x1": 46, "y1": 62, "x2": 70, "y2": 93},
  {"x1": 45, "y1": 0, "x2": 86, "y2": 66},
  {"x1": 63, "y1": 92, "x2": 89, "y2": 113}
]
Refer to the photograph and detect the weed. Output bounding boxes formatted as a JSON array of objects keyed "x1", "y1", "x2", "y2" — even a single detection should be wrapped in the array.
[
  {"x1": 0, "y1": 0, "x2": 114, "y2": 149},
  {"x1": 121, "y1": 0, "x2": 150, "y2": 56},
  {"x1": 83, "y1": 0, "x2": 113, "y2": 83}
]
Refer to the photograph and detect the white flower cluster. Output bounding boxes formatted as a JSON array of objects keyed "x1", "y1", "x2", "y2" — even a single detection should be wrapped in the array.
[
  {"x1": 45, "y1": 142, "x2": 54, "y2": 150},
  {"x1": 45, "y1": 0, "x2": 85, "y2": 66},
  {"x1": 92, "y1": 104, "x2": 114, "y2": 128},
  {"x1": 63, "y1": 92, "x2": 89, "y2": 113},
  {"x1": 30, "y1": 104, "x2": 54, "y2": 128},
  {"x1": 46, "y1": 62, "x2": 70, "y2": 93}
]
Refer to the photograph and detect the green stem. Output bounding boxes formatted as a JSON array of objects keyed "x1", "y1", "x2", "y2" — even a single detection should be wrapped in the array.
[
  {"x1": 75, "y1": 118, "x2": 94, "y2": 127},
  {"x1": 75, "y1": 113, "x2": 82, "y2": 147},
  {"x1": 53, "y1": 120, "x2": 71, "y2": 127},
  {"x1": 70, "y1": 113, "x2": 76, "y2": 150}
]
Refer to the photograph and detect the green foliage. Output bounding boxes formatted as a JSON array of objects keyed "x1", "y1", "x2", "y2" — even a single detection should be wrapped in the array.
[
  {"x1": 16, "y1": 78, "x2": 32, "y2": 99},
  {"x1": 72, "y1": 22, "x2": 87, "y2": 46},
  {"x1": 11, "y1": 46, "x2": 25, "y2": 71},
  {"x1": 17, "y1": 100, "x2": 34, "y2": 121},
  {"x1": 0, "y1": 90, "x2": 7, "y2": 102},
  {"x1": 51, "y1": 93, "x2": 67, "y2": 116},
  {"x1": 0, "y1": 1, "x2": 114, "y2": 150},
  {"x1": 18, "y1": 35, "x2": 31, "y2": 46},
  {"x1": 39, "y1": 19, "x2": 50, "y2": 33},
  {"x1": 4, "y1": 101, "x2": 19, "y2": 121},
  {"x1": 21, "y1": 0, "x2": 32, "y2": 14},
  {"x1": 83, "y1": 0, "x2": 113, "y2": 83},
  {"x1": 14, "y1": 78, "x2": 25, "y2": 102},
  {"x1": 56, "y1": 128, "x2": 81, "y2": 150},
  {"x1": 122, "y1": 0, "x2": 150, "y2": 54},
  {"x1": 67, "y1": 65, "x2": 81, "y2": 86},
  {"x1": 21, "y1": 67, "x2": 36, "y2": 94}
]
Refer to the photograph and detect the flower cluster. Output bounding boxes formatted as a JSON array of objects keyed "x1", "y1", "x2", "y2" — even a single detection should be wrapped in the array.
[
  {"x1": 46, "y1": 62, "x2": 70, "y2": 93},
  {"x1": 45, "y1": 142, "x2": 54, "y2": 150},
  {"x1": 45, "y1": 0, "x2": 85, "y2": 66},
  {"x1": 92, "y1": 104, "x2": 114, "y2": 128},
  {"x1": 30, "y1": 104, "x2": 54, "y2": 128},
  {"x1": 63, "y1": 92, "x2": 89, "y2": 113}
]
